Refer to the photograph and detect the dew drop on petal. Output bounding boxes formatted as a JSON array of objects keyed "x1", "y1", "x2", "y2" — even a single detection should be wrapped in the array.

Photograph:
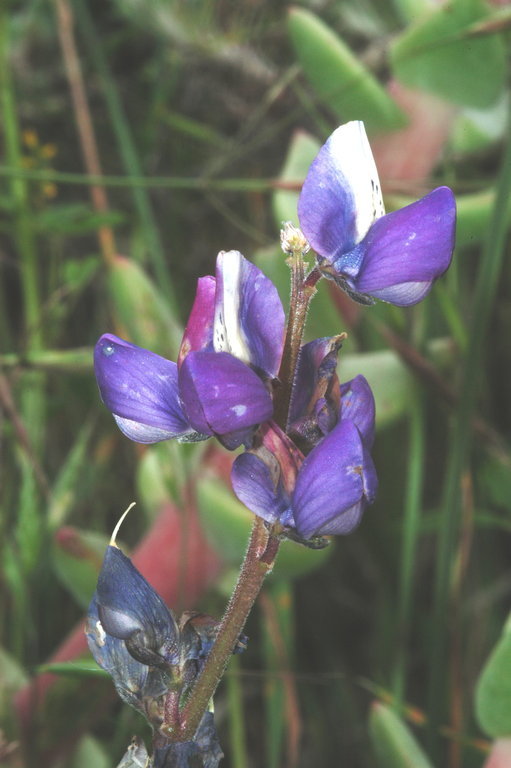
[{"x1": 102, "y1": 343, "x2": 115, "y2": 357}]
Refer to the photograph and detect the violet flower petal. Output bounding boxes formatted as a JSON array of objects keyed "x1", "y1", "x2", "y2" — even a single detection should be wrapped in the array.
[
  {"x1": 340, "y1": 375, "x2": 376, "y2": 448},
  {"x1": 314, "y1": 500, "x2": 365, "y2": 536},
  {"x1": 94, "y1": 334, "x2": 196, "y2": 443},
  {"x1": 214, "y1": 251, "x2": 285, "y2": 378},
  {"x1": 298, "y1": 121, "x2": 385, "y2": 262},
  {"x1": 231, "y1": 452, "x2": 292, "y2": 526},
  {"x1": 111, "y1": 415, "x2": 197, "y2": 445},
  {"x1": 293, "y1": 420, "x2": 378, "y2": 539},
  {"x1": 339, "y1": 187, "x2": 456, "y2": 306},
  {"x1": 179, "y1": 350, "x2": 273, "y2": 440},
  {"x1": 178, "y1": 275, "x2": 216, "y2": 367}
]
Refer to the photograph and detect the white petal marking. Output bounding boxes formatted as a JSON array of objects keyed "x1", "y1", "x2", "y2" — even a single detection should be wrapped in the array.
[
  {"x1": 214, "y1": 251, "x2": 251, "y2": 364},
  {"x1": 328, "y1": 121, "x2": 385, "y2": 244}
]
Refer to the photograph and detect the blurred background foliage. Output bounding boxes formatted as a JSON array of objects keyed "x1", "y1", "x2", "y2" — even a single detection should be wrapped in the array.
[{"x1": 1, "y1": 0, "x2": 511, "y2": 766}]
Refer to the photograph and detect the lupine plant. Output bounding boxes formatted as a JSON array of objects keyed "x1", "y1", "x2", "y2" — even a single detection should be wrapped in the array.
[{"x1": 90, "y1": 121, "x2": 456, "y2": 766}]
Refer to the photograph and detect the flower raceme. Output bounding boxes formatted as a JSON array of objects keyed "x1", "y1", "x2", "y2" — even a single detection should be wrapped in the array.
[
  {"x1": 94, "y1": 250, "x2": 285, "y2": 451},
  {"x1": 94, "y1": 119, "x2": 456, "y2": 542},
  {"x1": 298, "y1": 120, "x2": 456, "y2": 306},
  {"x1": 88, "y1": 119, "x2": 458, "y2": 767}
]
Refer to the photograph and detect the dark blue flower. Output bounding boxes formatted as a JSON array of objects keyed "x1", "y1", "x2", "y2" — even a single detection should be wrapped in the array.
[
  {"x1": 94, "y1": 251, "x2": 285, "y2": 450},
  {"x1": 94, "y1": 544, "x2": 180, "y2": 668},
  {"x1": 85, "y1": 536, "x2": 180, "y2": 721},
  {"x1": 86, "y1": 590, "x2": 171, "y2": 718},
  {"x1": 86, "y1": 525, "x2": 247, "y2": 725},
  {"x1": 298, "y1": 121, "x2": 456, "y2": 306}
]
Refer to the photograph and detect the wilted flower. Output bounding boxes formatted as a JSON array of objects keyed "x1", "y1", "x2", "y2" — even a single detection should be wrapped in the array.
[
  {"x1": 94, "y1": 250, "x2": 285, "y2": 450},
  {"x1": 92, "y1": 544, "x2": 180, "y2": 669},
  {"x1": 87, "y1": 509, "x2": 246, "y2": 756},
  {"x1": 86, "y1": 517, "x2": 180, "y2": 722},
  {"x1": 298, "y1": 121, "x2": 456, "y2": 306}
]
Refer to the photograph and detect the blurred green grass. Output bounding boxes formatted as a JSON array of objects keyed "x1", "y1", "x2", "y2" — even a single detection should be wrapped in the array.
[{"x1": 1, "y1": 1, "x2": 511, "y2": 766}]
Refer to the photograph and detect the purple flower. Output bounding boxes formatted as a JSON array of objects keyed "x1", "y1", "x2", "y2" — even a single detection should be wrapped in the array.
[
  {"x1": 231, "y1": 373, "x2": 377, "y2": 541},
  {"x1": 94, "y1": 251, "x2": 285, "y2": 450},
  {"x1": 298, "y1": 121, "x2": 456, "y2": 307}
]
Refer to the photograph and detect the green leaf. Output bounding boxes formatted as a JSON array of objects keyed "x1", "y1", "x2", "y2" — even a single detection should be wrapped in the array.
[
  {"x1": 108, "y1": 256, "x2": 182, "y2": 358},
  {"x1": 37, "y1": 659, "x2": 109, "y2": 678},
  {"x1": 70, "y1": 735, "x2": 111, "y2": 768},
  {"x1": 475, "y1": 613, "x2": 511, "y2": 737},
  {"x1": 0, "y1": 347, "x2": 93, "y2": 371},
  {"x1": 272, "y1": 129, "x2": 320, "y2": 227},
  {"x1": 48, "y1": 421, "x2": 94, "y2": 530},
  {"x1": 61, "y1": 255, "x2": 99, "y2": 293},
  {"x1": 369, "y1": 702, "x2": 436, "y2": 768},
  {"x1": 288, "y1": 7, "x2": 406, "y2": 134},
  {"x1": 136, "y1": 440, "x2": 202, "y2": 519},
  {"x1": 52, "y1": 528, "x2": 109, "y2": 610},
  {"x1": 225, "y1": 655, "x2": 248, "y2": 768},
  {"x1": 0, "y1": 645, "x2": 28, "y2": 724},
  {"x1": 340, "y1": 339, "x2": 454, "y2": 429},
  {"x1": 34, "y1": 203, "x2": 125, "y2": 234},
  {"x1": 0, "y1": 644, "x2": 28, "y2": 691},
  {"x1": 262, "y1": 581, "x2": 295, "y2": 768},
  {"x1": 450, "y1": 96, "x2": 507, "y2": 155},
  {"x1": 391, "y1": 0, "x2": 506, "y2": 109},
  {"x1": 478, "y1": 456, "x2": 511, "y2": 513},
  {"x1": 196, "y1": 478, "x2": 332, "y2": 579}
]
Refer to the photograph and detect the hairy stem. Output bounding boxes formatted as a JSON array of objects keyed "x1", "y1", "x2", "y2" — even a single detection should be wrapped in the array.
[
  {"x1": 274, "y1": 257, "x2": 322, "y2": 431},
  {"x1": 177, "y1": 516, "x2": 280, "y2": 741}
]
